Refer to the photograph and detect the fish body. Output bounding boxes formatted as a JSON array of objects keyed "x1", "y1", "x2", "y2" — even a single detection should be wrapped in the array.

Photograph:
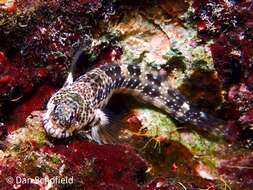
[{"x1": 43, "y1": 63, "x2": 224, "y2": 143}]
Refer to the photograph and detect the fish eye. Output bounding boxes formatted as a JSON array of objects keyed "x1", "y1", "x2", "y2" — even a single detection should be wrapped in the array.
[{"x1": 69, "y1": 114, "x2": 74, "y2": 121}]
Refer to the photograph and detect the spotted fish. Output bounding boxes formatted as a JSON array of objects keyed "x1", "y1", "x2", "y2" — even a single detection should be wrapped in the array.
[{"x1": 43, "y1": 62, "x2": 224, "y2": 144}]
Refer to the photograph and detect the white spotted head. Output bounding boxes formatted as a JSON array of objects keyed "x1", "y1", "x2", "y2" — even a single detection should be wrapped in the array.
[{"x1": 43, "y1": 91, "x2": 91, "y2": 138}]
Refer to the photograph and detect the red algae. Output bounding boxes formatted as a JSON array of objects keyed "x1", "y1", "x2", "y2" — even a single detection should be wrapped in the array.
[
  {"x1": 5, "y1": 85, "x2": 56, "y2": 133},
  {"x1": 0, "y1": 52, "x2": 27, "y2": 95},
  {"x1": 193, "y1": 0, "x2": 253, "y2": 131},
  {"x1": 143, "y1": 177, "x2": 180, "y2": 190},
  {"x1": 218, "y1": 154, "x2": 253, "y2": 190},
  {"x1": 0, "y1": 51, "x2": 6, "y2": 62},
  {"x1": 95, "y1": 46, "x2": 123, "y2": 67},
  {"x1": 41, "y1": 141, "x2": 147, "y2": 189},
  {"x1": 193, "y1": 0, "x2": 253, "y2": 188},
  {"x1": 0, "y1": 0, "x2": 114, "y2": 99},
  {"x1": 143, "y1": 177, "x2": 218, "y2": 190},
  {"x1": 126, "y1": 113, "x2": 143, "y2": 133}
]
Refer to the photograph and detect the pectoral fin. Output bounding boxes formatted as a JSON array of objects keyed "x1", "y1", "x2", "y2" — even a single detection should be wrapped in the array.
[{"x1": 89, "y1": 109, "x2": 126, "y2": 144}]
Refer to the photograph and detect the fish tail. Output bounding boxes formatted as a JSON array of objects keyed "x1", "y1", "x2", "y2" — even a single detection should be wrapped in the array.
[{"x1": 121, "y1": 64, "x2": 225, "y2": 138}]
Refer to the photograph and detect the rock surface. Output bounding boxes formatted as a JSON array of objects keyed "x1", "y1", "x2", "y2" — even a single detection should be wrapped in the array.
[{"x1": 0, "y1": 0, "x2": 253, "y2": 189}]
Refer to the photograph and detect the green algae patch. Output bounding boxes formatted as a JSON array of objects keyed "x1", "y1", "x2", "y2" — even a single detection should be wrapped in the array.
[
  {"x1": 181, "y1": 132, "x2": 219, "y2": 155},
  {"x1": 35, "y1": 131, "x2": 46, "y2": 145},
  {"x1": 134, "y1": 107, "x2": 220, "y2": 155},
  {"x1": 179, "y1": 131, "x2": 221, "y2": 168},
  {"x1": 163, "y1": 33, "x2": 214, "y2": 75},
  {"x1": 51, "y1": 154, "x2": 62, "y2": 164},
  {"x1": 192, "y1": 45, "x2": 213, "y2": 66},
  {"x1": 135, "y1": 108, "x2": 178, "y2": 138},
  {"x1": 133, "y1": 107, "x2": 222, "y2": 180},
  {"x1": 135, "y1": 107, "x2": 221, "y2": 153}
]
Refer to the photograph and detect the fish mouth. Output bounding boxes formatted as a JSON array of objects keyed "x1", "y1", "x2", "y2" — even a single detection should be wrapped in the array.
[{"x1": 43, "y1": 114, "x2": 72, "y2": 138}]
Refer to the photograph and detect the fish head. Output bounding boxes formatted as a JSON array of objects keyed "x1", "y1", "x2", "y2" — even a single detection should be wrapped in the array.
[{"x1": 43, "y1": 92, "x2": 90, "y2": 138}]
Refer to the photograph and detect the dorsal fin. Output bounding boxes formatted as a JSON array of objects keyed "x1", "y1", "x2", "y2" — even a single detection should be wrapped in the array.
[{"x1": 63, "y1": 48, "x2": 90, "y2": 87}]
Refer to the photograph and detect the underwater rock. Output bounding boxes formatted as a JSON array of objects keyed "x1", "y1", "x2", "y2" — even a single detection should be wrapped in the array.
[{"x1": 1, "y1": 0, "x2": 253, "y2": 189}]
